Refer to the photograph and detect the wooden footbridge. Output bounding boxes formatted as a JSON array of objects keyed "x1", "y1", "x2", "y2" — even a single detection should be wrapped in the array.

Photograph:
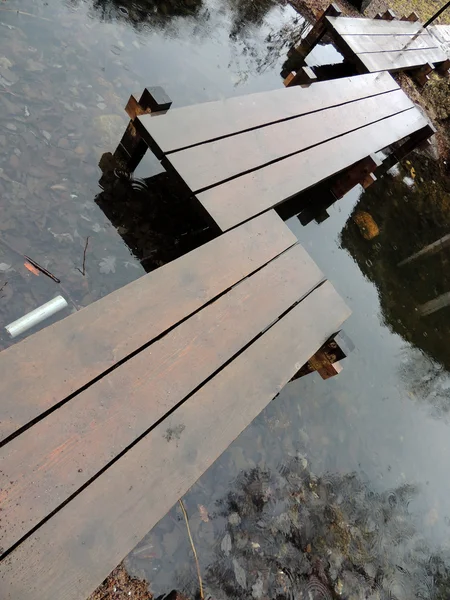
[{"x1": 0, "y1": 67, "x2": 433, "y2": 599}]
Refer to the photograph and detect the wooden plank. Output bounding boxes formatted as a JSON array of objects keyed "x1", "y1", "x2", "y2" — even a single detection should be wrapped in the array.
[
  {"x1": 430, "y1": 24, "x2": 450, "y2": 44},
  {"x1": 137, "y1": 72, "x2": 398, "y2": 155},
  {"x1": 398, "y1": 233, "x2": 450, "y2": 266},
  {"x1": 341, "y1": 32, "x2": 438, "y2": 53},
  {"x1": 0, "y1": 244, "x2": 324, "y2": 553},
  {"x1": 327, "y1": 15, "x2": 422, "y2": 35},
  {"x1": 0, "y1": 281, "x2": 351, "y2": 600},
  {"x1": 168, "y1": 90, "x2": 413, "y2": 192},
  {"x1": 0, "y1": 211, "x2": 296, "y2": 444},
  {"x1": 420, "y1": 291, "x2": 450, "y2": 316},
  {"x1": 358, "y1": 47, "x2": 447, "y2": 72},
  {"x1": 197, "y1": 108, "x2": 429, "y2": 231}
]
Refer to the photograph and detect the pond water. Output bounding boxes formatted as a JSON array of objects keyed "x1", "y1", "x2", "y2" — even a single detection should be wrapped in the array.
[{"x1": 2, "y1": 0, "x2": 450, "y2": 598}]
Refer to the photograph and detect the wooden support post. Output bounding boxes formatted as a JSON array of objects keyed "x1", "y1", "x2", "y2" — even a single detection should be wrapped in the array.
[
  {"x1": 289, "y1": 3, "x2": 342, "y2": 59},
  {"x1": 284, "y1": 66, "x2": 317, "y2": 87},
  {"x1": 412, "y1": 62, "x2": 434, "y2": 86},
  {"x1": 436, "y1": 59, "x2": 450, "y2": 76},
  {"x1": 291, "y1": 330, "x2": 354, "y2": 381},
  {"x1": 381, "y1": 9, "x2": 397, "y2": 20},
  {"x1": 330, "y1": 154, "x2": 382, "y2": 199},
  {"x1": 375, "y1": 123, "x2": 435, "y2": 176},
  {"x1": 113, "y1": 86, "x2": 172, "y2": 172},
  {"x1": 401, "y1": 11, "x2": 419, "y2": 21}
]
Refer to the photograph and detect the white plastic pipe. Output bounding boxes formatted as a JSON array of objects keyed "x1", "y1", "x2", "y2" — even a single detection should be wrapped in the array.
[{"x1": 6, "y1": 295, "x2": 68, "y2": 338}]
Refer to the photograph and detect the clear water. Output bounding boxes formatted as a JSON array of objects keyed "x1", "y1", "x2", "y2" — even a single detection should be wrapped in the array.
[{"x1": 2, "y1": 0, "x2": 450, "y2": 598}]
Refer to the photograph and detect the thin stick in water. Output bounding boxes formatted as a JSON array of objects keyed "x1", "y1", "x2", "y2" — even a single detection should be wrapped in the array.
[
  {"x1": 76, "y1": 236, "x2": 90, "y2": 276},
  {"x1": 24, "y1": 255, "x2": 60, "y2": 283},
  {"x1": 179, "y1": 499, "x2": 204, "y2": 600}
]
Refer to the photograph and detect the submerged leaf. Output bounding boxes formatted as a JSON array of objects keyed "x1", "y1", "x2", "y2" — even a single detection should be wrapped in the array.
[{"x1": 99, "y1": 255, "x2": 116, "y2": 274}]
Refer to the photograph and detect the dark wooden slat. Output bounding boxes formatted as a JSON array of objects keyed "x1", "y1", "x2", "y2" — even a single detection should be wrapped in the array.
[
  {"x1": 0, "y1": 211, "x2": 295, "y2": 443},
  {"x1": 168, "y1": 90, "x2": 413, "y2": 192},
  {"x1": 327, "y1": 15, "x2": 422, "y2": 35},
  {"x1": 137, "y1": 72, "x2": 398, "y2": 155},
  {"x1": 341, "y1": 32, "x2": 438, "y2": 53},
  {"x1": 358, "y1": 47, "x2": 447, "y2": 72},
  {"x1": 0, "y1": 244, "x2": 324, "y2": 553},
  {"x1": 0, "y1": 281, "x2": 351, "y2": 600},
  {"x1": 197, "y1": 108, "x2": 428, "y2": 231}
]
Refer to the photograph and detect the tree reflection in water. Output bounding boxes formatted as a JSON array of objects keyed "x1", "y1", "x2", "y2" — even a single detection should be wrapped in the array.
[{"x1": 341, "y1": 154, "x2": 450, "y2": 419}]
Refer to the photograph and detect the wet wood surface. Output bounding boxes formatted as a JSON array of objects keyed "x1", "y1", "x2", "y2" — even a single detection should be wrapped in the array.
[
  {"x1": 358, "y1": 47, "x2": 448, "y2": 72},
  {"x1": 0, "y1": 211, "x2": 295, "y2": 443},
  {"x1": 327, "y1": 15, "x2": 422, "y2": 35},
  {"x1": 137, "y1": 72, "x2": 397, "y2": 155},
  {"x1": 0, "y1": 244, "x2": 324, "y2": 552},
  {"x1": 0, "y1": 281, "x2": 351, "y2": 600},
  {"x1": 341, "y1": 32, "x2": 438, "y2": 53},
  {"x1": 326, "y1": 16, "x2": 447, "y2": 73},
  {"x1": 197, "y1": 108, "x2": 429, "y2": 231},
  {"x1": 167, "y1": 89, "x2": 413, "y2": 192}
]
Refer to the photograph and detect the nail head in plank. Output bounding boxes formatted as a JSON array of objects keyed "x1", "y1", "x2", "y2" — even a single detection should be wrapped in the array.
[
  {"x1": 0, "y1": 211, "x2": 295, "y2": 443},
  {"x1": 197, "y1": 108, "x2": 429, "y2": 231},
  {"x1": 137, "y1": 72, "x2": 398, "y2": 155},
  {"x1": 0, "y1": 244, "x2": 324, "y2": 552},
  {"x1": 0, "y1": 282, "x2": 350, "y2": 600},
  {"x1": 167, "y1": 89, "x2": 413, "y2": 193}
]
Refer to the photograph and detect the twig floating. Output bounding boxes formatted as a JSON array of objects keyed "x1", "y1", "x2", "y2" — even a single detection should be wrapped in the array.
[
  {"x1": 24, "y1": 255, "x2": 60, "y2": 283},
  {"x1": 0, "y1": 7, "x2": 52, "y2": 21},
  {"x1": 179, "y1": 499, "x2": 204, "y2": 600},
  {"x1": 76, "y1": 236, "x2": 90, "y2": 276}
]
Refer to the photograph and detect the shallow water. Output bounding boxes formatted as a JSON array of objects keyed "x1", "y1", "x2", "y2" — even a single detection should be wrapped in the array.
[{"x1": 2, "y1": 0, "x2": 450, "y2": 598}]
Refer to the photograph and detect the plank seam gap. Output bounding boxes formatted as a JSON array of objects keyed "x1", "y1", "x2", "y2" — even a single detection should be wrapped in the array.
[
  {"x1": 192, "y1": 105, "x2": 416, "y2": 195},
  {"x1": 356, "y1": 46, "x2": 439, "y2": 54},
  {"x1": 0, "y1": 276, "x2": 326, "y2": 562},
  {"x1": 0, "y1": 237, "x2": 298, "y2": 450},
  {"x1": 160, "y1": 87, "x2": 401, "y2": 156}
]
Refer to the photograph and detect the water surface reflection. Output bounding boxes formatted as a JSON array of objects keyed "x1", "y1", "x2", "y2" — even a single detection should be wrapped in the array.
[{"x1": 2, "y1": 0, "x2": 450, "y2": 598}]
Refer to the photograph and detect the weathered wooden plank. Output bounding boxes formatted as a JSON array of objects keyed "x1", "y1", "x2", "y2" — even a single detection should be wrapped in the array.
[
  {"x1": 0, "y1": 244, "x2": 324, "y2": 553},
  {"x1": 168, "y1": 90, "x2": 413, "y2": 192},
  {"x1": 341, "y1": 32, "x2": 438, "y2": 53},
  {"x1": 420, "y1": 291, "x2": 450, "y2": 316},
  {"x1": 327, "y1": 15, "x2": 422, "y2": 35},
  {"x1": 0, "y1": 211, "x2": 296, "y2": 443},
  {"x1": 197, "y1": 108, "x2": 429, "y2": 231},
  {"x1": 358, "y1": 47, "x2": 447, "y2": 72},
  {"x1": 430, "y1": 24, "x2": 450, "y2": 44},
  {"x1": 137, "y1": 72, "x2": 398, "y2": 155},
  {"x1": 0, "y1": 281, "x2": 351, "y2": 600}
]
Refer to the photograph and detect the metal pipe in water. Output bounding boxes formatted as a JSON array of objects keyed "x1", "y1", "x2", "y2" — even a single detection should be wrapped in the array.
[{"x1": 6, "y1": 295, "x2": 68, "y2": 338}]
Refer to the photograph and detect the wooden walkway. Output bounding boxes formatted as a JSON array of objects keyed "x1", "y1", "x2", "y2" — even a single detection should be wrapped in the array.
[
  {"x1": 116, "y1": 73, "x2": 433, "y2": 233},
  {"x1": 0, "y1": 211, "x2": 351, "y2": 600},
  {"x1": 430, "y1": 24, "x2": 450, "y2": 57},
  {"x1": 287, "y1": 5, "x2": 449, "y2": 83}
]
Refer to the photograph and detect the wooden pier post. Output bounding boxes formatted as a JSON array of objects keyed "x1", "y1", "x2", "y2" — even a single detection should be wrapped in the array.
[
  {"x1": 284, "y1": 66, "x2": 317, "y2": 87},
  {"x1": 291, "y1": 331, "x2": 354, "y2": 380},
  {"x1": 412, "y1": 62, "x2": 434, "y2": 86},
  {"x1": 331, "y1": 154, "x2": 382, "y2": 199},
  {"x1": 114, "y1": 87, "x2": 172, "y2": 172},
  {"x1": 288, "y1": 3, "x2": 342, "y2": 59},
  {"x1": 401, "y1": 12, "x2": 419, "y2": 22}
]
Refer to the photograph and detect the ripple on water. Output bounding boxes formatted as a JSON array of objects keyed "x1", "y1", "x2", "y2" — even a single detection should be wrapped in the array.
[{"x1": 303, "y1": 575, "x2": 333, "y2": 600}]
